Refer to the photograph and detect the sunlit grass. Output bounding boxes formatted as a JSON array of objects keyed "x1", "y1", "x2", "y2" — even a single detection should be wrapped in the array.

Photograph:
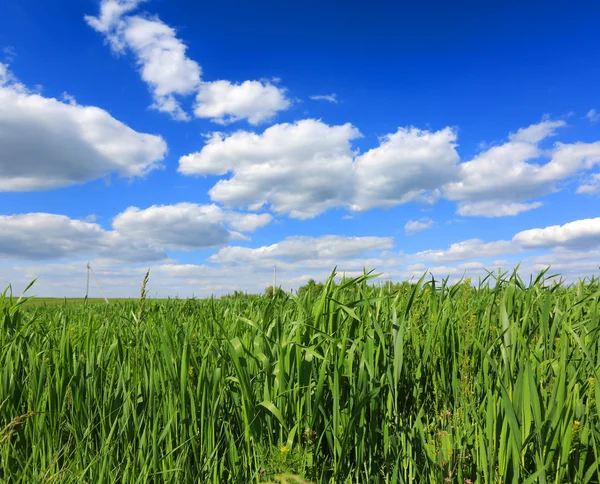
[{"x1": 0, "y1": 268, "x2": 599, "y2": 482}]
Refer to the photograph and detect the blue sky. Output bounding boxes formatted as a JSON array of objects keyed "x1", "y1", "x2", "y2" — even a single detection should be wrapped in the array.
[{"x1": 0, "y1": 0, "x2": 599, "y2": 297}]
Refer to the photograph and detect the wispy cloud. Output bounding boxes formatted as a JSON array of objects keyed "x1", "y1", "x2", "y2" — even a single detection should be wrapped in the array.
[
  {"x1": 310, "y1": 93, "x2": 338, "y2": 103},
  {"x1": 405, "y1": 218, "x2": 434, "y2": 235},
  {"x1": 2, "y1": 46, "x2": 16, "y2": 62},
  {"x1": 586, "y1": 109, "x2": 600, "y2": 123}
]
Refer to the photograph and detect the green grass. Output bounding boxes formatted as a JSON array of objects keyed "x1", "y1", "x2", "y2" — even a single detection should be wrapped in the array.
[
  {"x1": 0, "y1": 269, "x2": 599, "y2": 483},
  {"x1": 20, "y1": 298, "x2": 132, "y2": 307}
]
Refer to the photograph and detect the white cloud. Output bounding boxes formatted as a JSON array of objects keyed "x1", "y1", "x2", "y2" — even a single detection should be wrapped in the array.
[
  {"x1": 404, "y1": 218, "x2": 434, "y2": 235},
  {"x1": 310, "y1": 94, "x2": 337, "y2": 103},
  {"x1": 417, "y1": 216, "x2": 600, "y2": 264},
  {"x1": 123, "y1": 15, "x2": 203, "y2": 120},
  {"x1": 179, "y1": 118, "x2": 600, "y2": 219},
  {"x1": 210, "y1": 235, "x2": 394, "y2": 265},
  {"x1": 0, "y1": 62, "x2": 24, "y2": 90},
  {"x1": 195, "y1": 80, "x2": 291, "y2": 125},
  {"x1": 179, "y1": 120, "x2": 459, "y2": 218},
  {"x1": 179, "y1": 119, "x2": 361, "y2": 218},
  {"x1": 546, "y1": 141, "x2": 600, "y2": 180},
  {"x1": 513, "y1": 217, "x2": 600, "y2": 250},
  {"x1": 443, "y1": 120, "x2": 600, "y2": 216},
  {"x1": 85, "y1": 0, "x2": 290, "y2": 123},
  {"x1": 586, "y1": 109, "x2": 600, "y2": 123},
  {"x1": 112, "y1": 203, "x2": 272, "y2": 250},
  {"x1": 352, "y1": 127, "x2": 459, "y2": 211},
  {"x1": 0, "y1": 204, "x2": 271, "y2": 263},
  {"x1": 61, "y1": 92, "x2": 77, "y2": 105},
  {"x1": 86, "y1": 7, "x2": 201, "y2": 120},
  {"x1": 417, "y1": 239, "x2": 516, "y2": 263},
  {"x1": 456, "y1": 201, "x2": 543, "y2": 217},
  {"x1": 224, "y1": 211, "x2": 273, "y2": 232},
  {"x1": 0, "y1": 62, "x2": 167, "y2": 191},
  {"x1": 525, "y1": 248, "x2": 600, "y2": 277},
  {"x1": 83, "y1": 0, "x2": 144, "y2": 41},
  {"x1": 509, "y1": 120, "x2": 565, "y2": 143},
  {"x1": 0, "y1": 213, "x2": 165, "y2": 262},
  {"x1": 576, "y1": 173, "x2": 600, "y2": 194}
]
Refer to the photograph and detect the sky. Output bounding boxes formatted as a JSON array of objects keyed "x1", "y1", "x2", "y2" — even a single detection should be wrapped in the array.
[{"x1": 0, "y1": 0, "x2": 599, "y2": 297}]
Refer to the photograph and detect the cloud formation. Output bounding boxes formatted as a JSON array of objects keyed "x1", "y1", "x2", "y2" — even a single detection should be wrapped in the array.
[
  {"x1": 180, "y1": 120, "x2": 459, "y2": 218},
  {"x1": 352, "y1": 127, "x2": 459, "y2": 211},
  {"x1": 577, "y1": 173, "x2": 600, "y2": 194},
  {"x1": 210, "y1": 235, "x2": 394, "y2": 265},
  {"x1": 418, "y1": 217, "x2": 600, "y2": 263},
  {"x1": 194, "y1": 80, "x2": 290, "y2": 125},
  {"x1": 310, "y1": 94, "x2": 337, "y2": 103},
  {"x1": 404, "y1": 218, "x2": 435, "y2": 235},
  {"x1": 0, "y1": 213, "x2": 165, "y2": 262},
  {"x1": 0, "y1": 62, "x2": 166, "y2": 191},
  {"x1": 586, "y1": 109, "x2": 599, "y2": 123},
  {"x1": 443, "y1": 120, "x2": 600, "y2": 216},
  {"x1": 85, "y1": 0, "x2": 290, "y2": 123},
  {"x1": 179, "y1": 119, "x2": 361, "y2": 218},
  {"x1": 113, "y1": 203, "x2": 272, "y2": 250},
  {"x1": 513, "y1": 217, "x2": 600, "y2": 250},
  {"x1": 0, "y1": 204, "x2": 272, "y2": 262},
  {"x1": 180, "y1": 118, "x2": 600, "y2": 219}
]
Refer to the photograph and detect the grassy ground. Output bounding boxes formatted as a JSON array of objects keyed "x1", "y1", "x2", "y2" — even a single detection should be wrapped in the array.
[
  {"x1": 21, "y1": 297, "x2": 128, "y2": 306},
  {"x1": 21, "y1": 297, "x2": 175, "y2": 306},
  {"x1": 1, "y1": 269, "x2": 599, "y2": 483}
]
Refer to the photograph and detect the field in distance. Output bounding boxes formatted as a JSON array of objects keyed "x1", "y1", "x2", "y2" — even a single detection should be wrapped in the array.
[{"x1": 21, "y1": 297, "x2": 138, "y2": 306}]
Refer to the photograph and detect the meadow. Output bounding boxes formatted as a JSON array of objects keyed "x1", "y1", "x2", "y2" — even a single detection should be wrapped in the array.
[{"x1": 0, "y1": 269, "x2": 599, "y2": 483}]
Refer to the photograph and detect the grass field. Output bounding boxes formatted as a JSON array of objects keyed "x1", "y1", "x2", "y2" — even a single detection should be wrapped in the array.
[
  {"x1": 21, "y1": 298, "x2": 134, "y2": 307},
  {"x1": 1, "y1": 269, "x2": 599, "y2": 483}
]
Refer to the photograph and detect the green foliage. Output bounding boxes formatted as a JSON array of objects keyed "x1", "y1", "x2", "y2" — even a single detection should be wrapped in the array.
[
  {"x1": 221, "y1": 290, "x2": 261, "y2": 300},
  {"x1": 264, "y1": 285, "x2": 287, "y2": 299},
  {"x1": 0, "y1": 269, "x2": 599, "y2": 483},
  {"x1": 257, "y1": 444, "x2": 313, "y2": 482},
  {"x1": 297, "y1": 279, "x2": 325, "y2": 298}
]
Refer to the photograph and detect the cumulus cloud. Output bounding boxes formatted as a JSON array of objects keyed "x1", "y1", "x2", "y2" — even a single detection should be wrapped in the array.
[
  {"x1": 210, "y1": 235, "x2": 394, "y2": 265},
  {"x1": 404, "y1": 218, "x2": 434, "y2": 235},
  {"x1": 179, "y1": 119, "x2": 361, "y2": 218},
  {"x1": 112, "y1": 203, "x2": 272, "y2": 250},
  {"x1": 352, "y1": 127, "x2": 459, "y2": 211},
  {"x1": 513, "y1": 217, "x2": 600, "y2": 250},
  {"x1": 310, "y1": 94, "x2": 337, "y2": 103},
  {"x1": 179, "y1": 120, "x2": 460, "y2": 218},
  {"x1": 0, "y1": 204, "x2": 271, "y2": 263},
  {"x1": 195, "y1": 80, "x2": 290, "y2": 125},
  {"x1": 417, "y1": 216, "x2": 600, "y2": 264},
  {"x1": 0, "y1": 213, "x2": 165, "y2": 262},
  {"x1": 0, "y1": 62, "x2": 167, "y2": 191},
  {"x1": 417, "y1": 239, "x2": 516, "y2": 263},
  {"x1": 443, "y1": 120, "x2": 600, "y2": 216},
  {"x1": 181, "y1": 118, "x2": 600, "y2": 219},
  {"x1": 85, "y1": 0, "x2": 290, "y2": 123}
]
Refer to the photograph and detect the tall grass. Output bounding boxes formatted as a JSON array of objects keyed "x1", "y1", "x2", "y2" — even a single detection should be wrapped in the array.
[{"x1": 0, "y1": 269, "x2": 599, "y2": 482}]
